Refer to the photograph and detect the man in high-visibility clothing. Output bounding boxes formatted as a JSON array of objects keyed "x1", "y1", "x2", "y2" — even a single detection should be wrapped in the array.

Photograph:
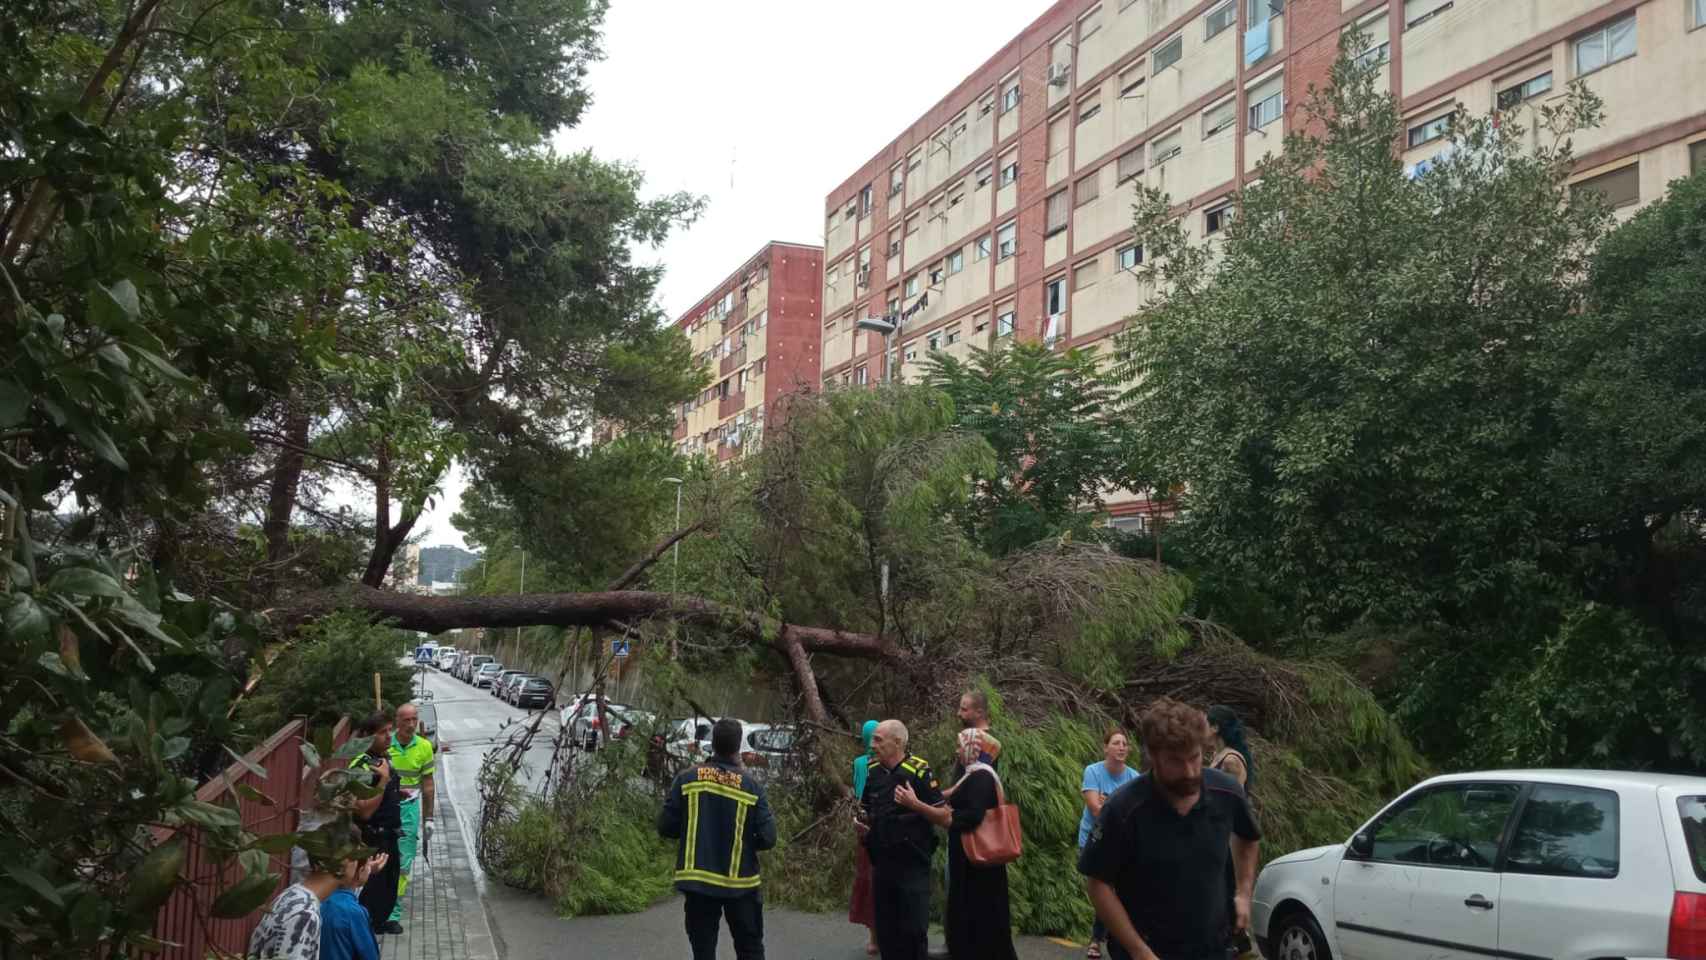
[
  {"x1": 658, "y1": 717, "x2": 777, "y2": 960},
  {"x1": 386, "y1": 701, "x2": 436, "y2": 934}
]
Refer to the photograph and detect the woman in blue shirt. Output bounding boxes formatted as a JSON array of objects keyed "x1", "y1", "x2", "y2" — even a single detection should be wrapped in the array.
[{"x1": 1078, "y1": 728, "x2": 1139, "y2": 960}]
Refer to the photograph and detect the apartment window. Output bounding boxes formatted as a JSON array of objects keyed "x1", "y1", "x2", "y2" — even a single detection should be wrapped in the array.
[
  {"x1": 1152, "y1": 131, "x2": 1182, "y2": 165},
  {"x1": 979, "y1": 93, "x2": 996, "y2": 117},
  {"x1": 1249, "y1": 0, "x2": 1285, "y2": 18},
  {"x1": 996, "y1": 222, "x2": 1017, "y2": 260},
  {"x1": 1080, "y1": 6, "x2": 1103, "y2": 41},
  {"x1": 1248, "y1": 75, "x2": 1284, "y2": 129},
  {"x1": 1695, "y1": 0, "x2": 1706, "y2": 29},
  {"x1": 855, "y1": 366, "x2": 868, "y2": 385},
  {"x1": 1074, "y1": 258, "x2": 1101, "y2": 290},
  {"x1": 905, "y1": 274, "x2": 920, "y2": 297},
  {"x1": 1002, "y1": 80, "x2": 1021, "y2": 113},
  {"x1": 1048, "y1": 111, "x2": 1071, "y2": 157},
  {"x1": 1077, "y1": 172, "x2": 1101, "y2": 206},
  {"x1": 928, "y1": 261, "x2": 944, "y2": 285},
  {"x1": 1496, "y1": 71, "x2": 1553, "y2": 110},
  {"x1": 906, "y1": 149, "x2": 922, "y2": 174},
  {"x1": 890, "y1": 164, "x2": 905, "y2": 195},
  {"x1": 1575, "y1": 163, "x2": 1640, "y2": 208},
  {"x1": 1205, "y1": 201, "x2": 1235, "y2": 234},
  {"x1": 1118, "y1": 244, "x2": 1143, "y2": 269},
  {"x1": 929, "y1": 195, "x2": 946, "y2": 220},
  {"x1": 947, "y1": 249, "x2": 965, "y2": 276},
  {"x1": 1693, "y1": 140, "x2": 1706, "y2": 174},
  {"x1": 976, "y1": 162, "x2": 994, "y2": 188},
  {"x1": 928, "y1": 332, "x2": 941, "y2": 351},
  {"x1": 887, "y1": 295, "x2": 900, "y2": 317},
  {"x1": 859, "y1": 184, "x2": 873, "y2": 215},
  {"x1": 1354, "y1": 40, "x2": 1390, "y2": 68},
  {"x1": 1403, "y1": 0, "x2": 1453, "y2": 29},
  {"x1": 950, "y1": 112, "x2": 968, "y2": 138},
  {"x1": 1206, "y1": 1, "x2": 1236, "y2": 39},
  {"x1": 1407, "y1": 112, "x2": 1454, "y2": 148},
  {"x1": 1202, "y1": 99, "x2": 1235, "y2": 138},
  {"x1": 844, "y1": 201, "x2": 858, "y2": 221},
  {"x1": 1574, "y1": 14, "x2": 1636, "y2": 74},
  {"x1": 888, "y1": 231, "x2": 901, "y2": 257},
  {"x1": 974, "y1": 316, "x2": 990, "y2": 334},
  {"x1": 947, "y1": 182, "x2": 966, "y2": 207},
  {"x1": 1045, "y1": 190, "x2": 1070, "y2": 236},
  {"x1": 1119, "y1": 63, "x2": 1147, "y2": 98},
  {"x1": 1153, "y1": 35, "x2": 1183, "y2": 74},
  {"x1": 1079, "y1": 94, "x2": 1103, "y2": 124},
  {"x1": 975, "y1": 235, "x2": 991, "y2": 261},
  {"x1": 946, "y1": 328, "x2": 961, "y2": 345},
  {"x1": 999, "y1": 159, "x2": 1020, "y2": 187},
  {"x1": 1117, "y1": 146, "x2": 1145, "y2": 183},
  {"x1": 905, "y1": 214, "x2": 920, "y2": 236},
  {"x1": 996, "y1": 309, "x2": 1016, "y2": 337}
]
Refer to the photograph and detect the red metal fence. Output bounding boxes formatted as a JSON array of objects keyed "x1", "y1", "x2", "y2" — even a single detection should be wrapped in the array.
[{"x1": 148, "y1": 716, "x2": 349, "y2": 959}]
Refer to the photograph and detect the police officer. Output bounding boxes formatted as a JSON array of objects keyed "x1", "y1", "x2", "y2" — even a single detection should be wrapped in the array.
[
  {"x1": 856, "y1": 719, "x2": 943, "y2": 960},
  {"x1": 658, "y1": 717, "x2": 777, "y2": 960},
  {"x1": 349, "y1": 710, "x2": 403, "y2": 937}
]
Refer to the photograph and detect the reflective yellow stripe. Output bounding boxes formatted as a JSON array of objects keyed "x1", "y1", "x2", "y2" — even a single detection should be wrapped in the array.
[
  {"x1": 900, "y1": 756, "x2": 928, "y2": 776},
  {"x1": 672, "y1": 868, "x2": 762, "y2": 889},
  {"x1": 729, "y1": 801, "x2": 748, "y2": 880},
  {"x1": 682, "y1": 781, "x2": 758, "y2": 805},
  {"x1": 684, "y1": 792, "x2": 699, "y2": 873}
]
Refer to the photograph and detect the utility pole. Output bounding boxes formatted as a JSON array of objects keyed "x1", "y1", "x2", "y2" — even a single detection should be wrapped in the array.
[{"x1": 514, "y1": 550, "x2": 525, "y2": 666}]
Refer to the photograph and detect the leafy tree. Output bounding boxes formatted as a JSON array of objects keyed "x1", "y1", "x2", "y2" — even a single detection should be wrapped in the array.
[
  {"x1": 1115, "y1": 29, "x2": 1609, "y2": 630},
  {"x1": 239, "y1": 613, "x2": 419, "y2": 736},
  {"x1": 925, "y1": 343, "x2": 1132, "y2": 556}
]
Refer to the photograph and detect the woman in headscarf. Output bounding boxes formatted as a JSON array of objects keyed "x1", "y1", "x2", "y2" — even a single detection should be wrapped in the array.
[
  {"x1": 929, "y1": 728, "x2": 1019, "y2": 960},
  {"x1": 849, "y1": 719, "x2": 878, "y2": 954}
]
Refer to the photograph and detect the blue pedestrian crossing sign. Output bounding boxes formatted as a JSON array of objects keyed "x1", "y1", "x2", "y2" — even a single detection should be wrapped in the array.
[{"x1": 612, "y1": 639, "x2": 630, "y2": 659}]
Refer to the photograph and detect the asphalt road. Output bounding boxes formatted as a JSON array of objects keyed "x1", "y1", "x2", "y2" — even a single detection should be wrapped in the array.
[{"x1": 416, "y1": 666, "x2": 1081, "y2": 960}]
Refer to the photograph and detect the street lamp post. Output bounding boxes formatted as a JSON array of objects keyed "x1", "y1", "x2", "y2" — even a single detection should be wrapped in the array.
[
  {"x1": 856, "y1": 315, "x2": 898, "y2": 382},
  {"x1": 662, "y1": 477, "x2": 685, "y2": 659}
]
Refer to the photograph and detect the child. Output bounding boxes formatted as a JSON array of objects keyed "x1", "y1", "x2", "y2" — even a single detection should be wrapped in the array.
[{"x1": 319, "y1": 840, "x2": 388, "y2": 960}]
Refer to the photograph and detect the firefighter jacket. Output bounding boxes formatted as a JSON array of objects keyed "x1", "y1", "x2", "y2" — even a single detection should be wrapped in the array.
[
  {"x1": 657, "y1": 757, "x2": 777, "y2": 896},
  {"x1": 861, "y1": 754, "x2": 943, "y2": 868}
]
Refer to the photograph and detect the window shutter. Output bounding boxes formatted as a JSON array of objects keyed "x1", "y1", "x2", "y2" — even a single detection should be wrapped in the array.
[{"x1": 1046, "y1": 191, "x2": 1070, "y2": 233}]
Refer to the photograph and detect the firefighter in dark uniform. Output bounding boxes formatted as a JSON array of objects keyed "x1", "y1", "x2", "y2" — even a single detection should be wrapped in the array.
[
  {"x1": 856, "y1": 719, "x2": 944, "y2": 960},
  {"x1": 658, "y1": 717, "x2": 777, "y2": 960}
]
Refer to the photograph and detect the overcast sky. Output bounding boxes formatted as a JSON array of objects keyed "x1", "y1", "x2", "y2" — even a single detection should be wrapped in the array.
[{"x1": 410, "y1": 0, "x2": 1048, "y2": 550}]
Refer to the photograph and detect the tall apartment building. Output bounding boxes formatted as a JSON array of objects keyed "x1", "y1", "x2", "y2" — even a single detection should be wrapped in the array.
[
  {"x1": 819, "y1": 0, "x2": 1706, "y2": 521},
  {"x1": 675, "y1": 241, "x2": 824, "y2": 460}
]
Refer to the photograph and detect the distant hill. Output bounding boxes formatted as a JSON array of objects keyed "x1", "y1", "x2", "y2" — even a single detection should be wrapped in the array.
[{"x1": 418, "y1": 545, "x2": 481, "y2": 585}]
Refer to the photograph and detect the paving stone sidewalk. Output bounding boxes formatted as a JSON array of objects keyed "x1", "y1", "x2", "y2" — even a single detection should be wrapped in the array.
[{"x1": 378, "y1": 793, "x2": 495, "y2": 960}]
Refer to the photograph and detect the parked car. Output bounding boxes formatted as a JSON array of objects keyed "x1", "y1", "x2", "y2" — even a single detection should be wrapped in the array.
[
  {"x1": 562, "y1": 697, "x2": 648, "y2": 750},
  {"x1": 415, "y1": 703, "x2": 438, "y2": 744},
  {"x1": 737, "y1": 723, "x2": 805, "y2": 783},
  {"x1": 462, "y1": 654, "x2": 493, "y2": 682},
  {"x1": 473, "y1": 662, "x2": 503, "y2": 688},
  {"x1": 499, "y1": 672, "x2": 533, "y2": 703},
  {"x1": 512, "y1": 677, "x2": 555, "y2": 710},
  {"x1": 433, "y1": 646, "x2": 458, "y2": 669},
  {"x1": 491, "y1": 670, "x2": 525, "y2": 697},
  {"x1": 1253, "y1": 769, "x2": 1706, "y2": 960}
]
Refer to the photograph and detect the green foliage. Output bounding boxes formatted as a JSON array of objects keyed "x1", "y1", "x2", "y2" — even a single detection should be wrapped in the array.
[
  {"x1": 238, "y1": 613, "x2": 418, "y2": 736},
  {"x1": 926, "y1": 343, "x2": 1133, "y2": 555},
  {"x1": 1115, "y1": 28, "x2": 1609, "y2": 630}
]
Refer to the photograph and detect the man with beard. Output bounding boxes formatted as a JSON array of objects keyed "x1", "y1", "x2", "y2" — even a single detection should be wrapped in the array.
[{"x1": 1077, "y1": 698, "x2": 1260, "y2": 960}]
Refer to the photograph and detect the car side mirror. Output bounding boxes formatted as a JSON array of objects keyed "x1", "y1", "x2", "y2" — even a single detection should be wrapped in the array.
[{"x1": 1349, "y1": 832, "x2": 1374, "y2": 859}]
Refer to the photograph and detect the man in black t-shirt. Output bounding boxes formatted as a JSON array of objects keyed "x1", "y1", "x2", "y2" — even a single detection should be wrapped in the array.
[{"x1": 1078, "y1": 698, "x2": 1261, "y2": 960}]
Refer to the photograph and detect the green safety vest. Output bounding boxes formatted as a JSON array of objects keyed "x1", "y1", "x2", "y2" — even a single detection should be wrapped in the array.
[{"x1": 389, "y1": 733, "x2": 436, "y2": 792}]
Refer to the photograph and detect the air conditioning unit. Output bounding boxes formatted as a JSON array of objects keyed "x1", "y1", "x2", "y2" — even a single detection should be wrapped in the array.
[
  {"x1": 1047, "y1": 63, "x2": 1072, "y2": 87},
  {"x1": 855, "y1": 267, "x2": 871, "y2": 287}
]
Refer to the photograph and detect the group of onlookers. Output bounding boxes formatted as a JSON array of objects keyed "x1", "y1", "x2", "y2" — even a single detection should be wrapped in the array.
[{"x1": 248, "y1": 702, "x2": 437, "y2": 960}]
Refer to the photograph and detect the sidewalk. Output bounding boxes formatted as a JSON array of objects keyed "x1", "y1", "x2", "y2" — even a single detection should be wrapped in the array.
[{"x1": 379, "y1": 790, "x2": 496, "y2": 960}]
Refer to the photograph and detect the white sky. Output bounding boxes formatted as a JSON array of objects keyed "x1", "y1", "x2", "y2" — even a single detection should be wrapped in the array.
[{"x1": 410, "y1": 0, "x2": 1048, "y2": 550}]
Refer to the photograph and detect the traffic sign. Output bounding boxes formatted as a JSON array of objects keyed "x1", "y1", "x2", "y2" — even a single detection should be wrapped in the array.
[{"x1": 612, "y1": 639, "x2": 630, "y2": 659}]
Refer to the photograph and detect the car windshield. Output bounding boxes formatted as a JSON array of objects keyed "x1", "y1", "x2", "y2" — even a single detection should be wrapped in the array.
[
  {"x1": 525, "y1": 680, "x2": 550, "y2": 689},
  {"x1": 1681, "y1": 796, "x2": 1706, "y2": 882}
]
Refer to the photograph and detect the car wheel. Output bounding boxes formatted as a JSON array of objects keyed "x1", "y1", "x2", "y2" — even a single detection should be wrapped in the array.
[{"x1": 1272, "y1": 909, "x2": 1332, "y2": 960}]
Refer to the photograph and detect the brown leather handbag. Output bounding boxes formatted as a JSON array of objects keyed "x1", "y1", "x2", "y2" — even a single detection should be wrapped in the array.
[{"x1": 958, "y1": 763, "x2": 1023, "y2": 866}]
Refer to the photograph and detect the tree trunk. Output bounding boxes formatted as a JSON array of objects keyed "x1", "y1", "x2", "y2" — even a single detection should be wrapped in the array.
[{"x1": 260, "y1": 401, "x2": 312, "y2": 585}]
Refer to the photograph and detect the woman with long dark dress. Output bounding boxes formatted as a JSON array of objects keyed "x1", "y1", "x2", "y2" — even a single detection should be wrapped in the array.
[{"x1": 904, "y1": 727, "x2": 1019, "y2": 960}]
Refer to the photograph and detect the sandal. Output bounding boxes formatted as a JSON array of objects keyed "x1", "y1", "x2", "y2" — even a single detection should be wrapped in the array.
[{"x1": 1086, "y1": 942, "x2": 1102, "y2": 959}]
